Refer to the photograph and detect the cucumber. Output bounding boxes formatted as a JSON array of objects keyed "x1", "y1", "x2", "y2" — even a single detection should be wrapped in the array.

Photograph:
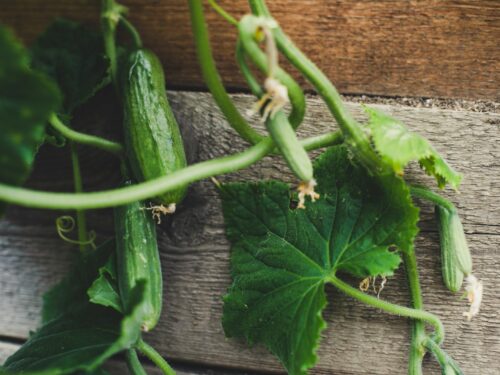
[
  {"x1": 114, "y1": 198, "x2": 162, "y2": 331},
  {"x1": 436, "y1": 205, "x2": 472, "y2": 293},
  {"x1": 266, "y1": 111, "x2": 313, "y2": 182},
  {"x1": 120, "y1": 48, "x2": 187, "y2": 206}
]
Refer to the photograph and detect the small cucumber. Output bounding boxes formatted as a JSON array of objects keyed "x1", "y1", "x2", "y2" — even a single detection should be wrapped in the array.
[
  {"x1": 114, "y1": 198, "x2": 162, "y2": 331},
  {"x1": 121, "y1": 49, "x2": 187, "y2": 206},
  {"x1": 436, "y1": 205, "x2": 472, "y2": 293},
  {"x1": 266, "y1": 111, "x2": 313, "y2": 182}
]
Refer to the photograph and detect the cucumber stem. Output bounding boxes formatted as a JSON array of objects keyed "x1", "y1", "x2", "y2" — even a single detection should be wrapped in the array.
[
  {"x1": 101, "y1": 0, "x2": 121, "y2": 87},
  {"x1": 49, "y1": 113, "x2": 124, "y2": 156},
  {"x1": 126, "y1": 349, "x2": 148, "y2": 375},
  {"x1": 403, "y1": 251, "x2": 427, "y2": 375},
  {"x1": 188, "y1": 0, "x2": 263, "y2": 145},
  {"x1": 409, "y1": 185, "x2": 456, "y2": 212},
  {"x1": 136, "y1": 339, "x2": 176, "y2": 375},
  {"x1": 70, "y1": 143, "x2": 88, "y2": 253},
  {"x1": 207, "y1": 0, "x2": 238, "y2": 26},
  {"x1": 0, "y1": 128, "x2": 344, "y2": 210},
  {"x1": 237, "y1": 14, "x2": 305, "y2": 129},
  {"x1": 120, "y1": 17, "x2": 143, "y2": 49},
  {"x1": 423, "y1": 337, "x2": 464, "y2": 374},
  {"x1": 328, "y1": 275, "x2": 444, "y2": 344},
  {"x1": 249, "y1": 0, "x2": 384, "y2": 174}
]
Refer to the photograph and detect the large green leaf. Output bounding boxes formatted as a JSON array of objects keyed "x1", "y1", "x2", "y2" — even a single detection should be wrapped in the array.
[
  {"x1": 30, "y1": 19, "x2": 110, "y2": 115},
  {"x1": 3, "y1": 283, "x2": 146, "y2": 374},
  {"x1": 221, "y1": 145, "x2": 419, "y2": 374},
  {"x1": 364, "y1": 106, "x2": 462, "y2": 189},
  {"x1": 0, "y1": 26, "x2": 60, "y2": 189}
]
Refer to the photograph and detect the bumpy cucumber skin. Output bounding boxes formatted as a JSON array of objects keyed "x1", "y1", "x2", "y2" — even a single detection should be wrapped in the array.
[
  {"x1": 436, "y1": 205, "x2": 471, "y2": 293},
  {"x1": 114, "y1": 200, "x2": 162, "y2": 331},
  {"x1": 121, "y1": 49, "x2": 187, "y2": 205},
  {"x1": 266, "y1": 111, "x2": 313, "y2": 182}
]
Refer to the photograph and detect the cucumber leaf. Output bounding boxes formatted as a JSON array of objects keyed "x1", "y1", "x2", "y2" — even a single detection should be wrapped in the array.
[
  {"x1": 221, "y1": 145, "x2": 418, "y2": 375},
  {"x1": 364, "y1": 106, "x2": 462, "y2": 189},
  {"x1": 30, "y1": 19, "x2": 110, "y2": 115},
  {"x1": 0, "y1": 26, "x2": 61, "y2": 191},
  {"x1": 42, "y1": 240, "x2": 115, "y2": 323},
  {"x1": 3, "y1": 282, "x2": 146, "y2": 374},
  {"x1": 87, "y1": 253, "x2": 122, "y2": 313}
]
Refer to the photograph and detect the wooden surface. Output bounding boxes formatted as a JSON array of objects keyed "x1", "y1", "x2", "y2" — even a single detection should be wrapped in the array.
[
  {"x1": 1, "y1": 1, "x2": 499, "y2": 100},
  {"x1": 0, "y1": 92, "x2": 499, "y2": 374}
]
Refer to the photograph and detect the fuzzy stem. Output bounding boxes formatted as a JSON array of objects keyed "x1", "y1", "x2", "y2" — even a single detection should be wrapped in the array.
[
  {"x1": 70, "y1": 143, "x2": 88, "y2": 253},
  {"x1": 403, "y1": 251, "x2": 427, "y2": 375},
  {"x1": 207, "y1": 0, "x2": 238, "y2": 26},
  {"x1": 409, "y1": 185, "x2": 456, "y2": 212},
  {"x1": 237, "y1": 15, "x2": 305, "y2": 128},
  {"x1": 329, "y1": 275, "x2": 444, "y2": 344},
  {"x1": 49, "y1": 113, "x2": 124, "y2": 156},
  {"x1": 188, "y1": 0, "x2": 263, "y2": 144},
  {"x1": 302, "y1": 130, "x2": 343, "y2": 151},
  {"x1": 0, "y1": 138, "x2": 273, "y2": 209},
  {"x1": 423, "y1": 337, "x2": 464, "y2": 375},
  {"x1": 120, "y1": 17, "x2": 143, "y2": 48},
  {"x1": 101, "y1": 0, "x2": 119, "y2": 86},
  {"x1": 0, "y1": 129, "x2": 344, "y2": 210},
  {"x1": 126, "y1": 349, "x2": 148, "y2": 375},
  {"x1": 136, "y1": 339, "x2": 176, "y2": 375},
  {"x1": 236, "y1": 39, "x2": 264, "y2": 97},
  {"x1": 249, "y1": 0, "x2": 384, "y2": 174}
]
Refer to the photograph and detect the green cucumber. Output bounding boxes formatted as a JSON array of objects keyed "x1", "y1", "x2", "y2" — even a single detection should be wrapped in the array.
[
  {"x1": 266, "y1": 111, "x2": 313, "y2": 182},
  {"x1": 436, "y1": 205, "x2": 472, "y2": 293},
  {"x1": 114, "y1": 197, "x2": 162, "y2": 331},
  {"x1": 121, "y1": 48, "x2": 187, "y2": 206}
]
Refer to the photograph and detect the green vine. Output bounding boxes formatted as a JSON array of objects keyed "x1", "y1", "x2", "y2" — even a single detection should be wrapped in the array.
[{"x1": 0, "y1": 1, "x2": 479, "y2": 374}]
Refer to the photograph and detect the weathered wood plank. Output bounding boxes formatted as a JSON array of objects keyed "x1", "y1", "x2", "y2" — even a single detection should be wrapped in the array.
[
  {"x1": 4, "y1": 92, "x2": 499, "y2": 234},
  {"x1": 0, "y1": 228, "x2": 498, "y2": 374},
  {"x1": 0, "y1": 93, "x2": 498, "y2": 374},
  {"x1": 1, "y1": 1, "x2": 499, "y2": 100}
]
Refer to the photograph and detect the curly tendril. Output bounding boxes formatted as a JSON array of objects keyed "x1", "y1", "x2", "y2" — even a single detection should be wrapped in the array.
[{"x1": 55, "y1": 215, "x2": 97, "y2": 249}]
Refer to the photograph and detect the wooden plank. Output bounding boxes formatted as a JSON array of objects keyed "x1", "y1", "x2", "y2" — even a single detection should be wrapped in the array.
[
  {"x1": 0, "y1": 1, "x2": 499, "y2": 100},
  {"x1": 0, "y1": 93, "x2": 499, "y2": 374},
  {"x1": 0, "y1": 228, "x2": 498, "y2": 374},
  {"x1": 3, "y1": 92, "x2": 499, "y2": 234}
]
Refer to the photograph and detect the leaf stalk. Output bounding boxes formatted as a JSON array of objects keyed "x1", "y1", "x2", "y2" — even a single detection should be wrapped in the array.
[
  {"x1": 329, "y1": 275, "x2": 444, "y2": 344},
  {"x1": 136, "y1": 339, "x2": 176, "y2": 375},
  {"x1": 49, "y1": 113, "x2": 124, "y2": 156}
]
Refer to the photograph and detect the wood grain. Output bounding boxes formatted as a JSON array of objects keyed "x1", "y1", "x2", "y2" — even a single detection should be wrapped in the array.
[
  {"x1": 0, "y1": 1, "x2": 499, "y2": 100},
  {"x1": 0, "y1": 92, "x2": 499, "y2": 374}
]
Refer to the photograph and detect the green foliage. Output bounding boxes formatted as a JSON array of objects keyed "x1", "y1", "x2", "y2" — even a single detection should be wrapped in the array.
[
  {"x1": 221, "y1": 145, "x2": 419, "y2": 374},
  {"x1": 364, "y1": 106, "x2": 462, "y2": 189},
  {"x1": 42, "y1": 240, "x2": 115, "y2": 323},
  {"x1": 30, "y1": 19, "x2": 110, "y2": 115},
  {"x1": 87, "y1": 253, "x2": 123, "y2": 313},
  {"x1": 3, "y1": 283, "x2": 146, "y2": 374},
  {"x1": 5, "y1": 240, "x2": 149, "y2": 374},
  {"x1": 0, "y1": 26, "x2": 60, "y2": 191}
]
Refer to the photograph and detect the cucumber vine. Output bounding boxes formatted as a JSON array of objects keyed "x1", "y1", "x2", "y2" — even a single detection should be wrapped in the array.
[{"x1": 0, "y1": 1, "x2": 484, "y2": 374}]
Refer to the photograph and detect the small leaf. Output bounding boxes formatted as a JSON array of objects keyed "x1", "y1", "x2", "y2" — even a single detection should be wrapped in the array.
[
  {"x1": 0, "y1": 26, "x2": 61, "y2": 191},
  {"x1": 30, "y1": 19, "x2": 110, "y2": 115},
  {"x1": 88, "y1": 253, "x2": 122, "y2": 312},
  {"x1": 364, "y1": 106, "x2": 462, "y2": 189},
  {"x1": 220, "y1": 145, "x2": 419, "y2": 374},
  {"x1": 42, "y1": 240, "x2": 115, "y2": 323},
  {"x1": 3, "y1": 282, "x2": 147, "y2": 374}
]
